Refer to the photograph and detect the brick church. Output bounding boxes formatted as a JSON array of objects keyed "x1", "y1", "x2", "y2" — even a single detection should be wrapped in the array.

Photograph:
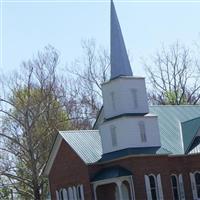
[{"x1": 44, "y1": 1, "x2": 200, "y2": 199}]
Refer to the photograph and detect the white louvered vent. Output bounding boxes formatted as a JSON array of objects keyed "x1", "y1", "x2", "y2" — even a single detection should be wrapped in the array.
[
  {"x1": 139, "y1": 121, "x2": 147, "y2": 142},
  {"x1": 110, "y1": 91, "x2": 116, "y2": 111},
  {"x1": 131, "y1": 88, "x2": 138, "y2": 109},
  {"x1": 110, "y1": 125, "x2": 117, "y2": 147}
]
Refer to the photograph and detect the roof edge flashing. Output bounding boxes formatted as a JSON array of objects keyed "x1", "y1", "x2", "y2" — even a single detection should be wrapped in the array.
[{"x1": 102, "y1": 76, "x2": 145, "y2": 86}]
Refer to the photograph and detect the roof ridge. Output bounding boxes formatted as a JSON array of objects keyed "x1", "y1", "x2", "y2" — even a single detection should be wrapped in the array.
[
  {"x1": 59, "y1": 130, "x2": 99, "y2": 133},
  {"x1": 150, "y1": 105, "x2": 200, "y2": 107},
  {"x1": 182, "y1": 116, "x2": 200, "y2": 124}
]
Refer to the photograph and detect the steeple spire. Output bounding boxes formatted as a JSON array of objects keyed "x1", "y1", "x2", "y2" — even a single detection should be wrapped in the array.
[{"x1": 110, "y1": 0, "x2": 133, "y2": 80}]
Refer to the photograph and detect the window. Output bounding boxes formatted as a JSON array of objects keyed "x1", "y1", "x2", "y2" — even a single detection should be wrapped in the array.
[
  {"x1": 77, "y1": 185, "x2": 82, "y2": 200},
  {"x1": 68, "y1": 187, "x2": 74, "y2": 199},
  {"x1": 149, "y1": 175, "x2": 158, "y2": 200},
  {"x1": 195, "y1": 172, "x2": 200, "y2": 198},
  {"x1": 145, "y1": 174, "x2": 163, "y2": 200},
  {"x1": 110, "y1": 125, "x2": 117, "y2": 147},
  {"x1": 110, "y1": 91, "x2": 116, "y2": 111},
  {"x1": 138, "y1": 121, "x2": 147, "y2": 142},
  {"x1": 171, "y1": 175, "x2": 180, "y2": 200},
  {"x1": 170, "y1": 174, "x2": 185, "y2": 200},
  {"x1": 131, "y1": 89, "x2": 138, "y2": 108},
  {"x1": 190, "y1": 172, "x2": 199, "y2": 199},
  {"x1": 59, "y1": 189, "x2": 64, "y2": 200},
  {"x1": 62, "y1": 189, "x2": 68, "y2": 200},
  {"x1": 56, "y1": 185, "x2": 84, "y2": 200},
  {"x1": 77, "y1": 185, "x2": 84, "y2": 200},
  {"x1": 56, "y1": 190, "x2": 59, "y2": 200}
]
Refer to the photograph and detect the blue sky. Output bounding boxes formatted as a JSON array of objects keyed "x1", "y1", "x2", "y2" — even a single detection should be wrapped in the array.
[{"x1": 1, "y1": 0, "x2": 200, "y2": 76}]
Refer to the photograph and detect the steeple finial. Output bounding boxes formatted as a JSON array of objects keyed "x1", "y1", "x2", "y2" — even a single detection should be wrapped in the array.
[{"x1": 110, "y1": 0, "x2": 133, "y2": 80}]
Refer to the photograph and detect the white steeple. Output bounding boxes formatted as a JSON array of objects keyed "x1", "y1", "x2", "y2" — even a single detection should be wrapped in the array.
[
  {"x1": 110, "y1": 0, "x2": 133, "y2": 79},
  {"x1": 99, "y1": 0, "x2": 161, "y2": 156}
]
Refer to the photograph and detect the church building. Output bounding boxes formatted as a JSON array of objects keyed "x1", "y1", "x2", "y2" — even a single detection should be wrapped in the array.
[{"x1": 44, "y1": 1, "x2": 200, "y2": 199}]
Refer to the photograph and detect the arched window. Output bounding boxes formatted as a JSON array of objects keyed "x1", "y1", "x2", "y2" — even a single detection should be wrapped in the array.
[
  {"x1": 195, "y1": 172, "x2": 200, "y2": 198},
  {"x1": 145, "y1": 174, "x2": 163, "y2": 200},
  {"x1": 77, "y1": 185, "x2": 82, "y2": 200},
  {"x1": 77, "y1": 185, "x2": 84, "y2": 200},
  {"x1": 73, "y1": 186, "x2": 78, "y2": 200},
  {"x1": 62, "y1": 189, "x2": 68, "y2": 200},
  {"x1": 59, "y1": 189, "x2": 64, "y2": 200},
  {"x1": 68, "y1": 187, "x2": 74, "y2": 199},
  {"x1": 171, "y1": 175, "x2": 180, "y2": 200},
  {"x1": 149, "y1": 175, "x2": 158, "y2": 200},
  {"x1": 56, "y1": 190, "x2": 59, "y2": 200},
  {"x1": 56, "y1": 185, "x2": 85, "y2": 200}
]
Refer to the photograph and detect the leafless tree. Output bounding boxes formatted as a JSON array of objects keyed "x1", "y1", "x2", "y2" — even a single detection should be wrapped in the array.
[
  {"x1": 0, "y1": 46, "x2": 70, "y2": 200},
  {"x1": 0, "y1": 41, "x2": 110, "y2": 199},
  {"x1": 145, "y1": 42, "x2": 200, "y2": 105},
  {"x1": 64, "y1": 39, "x2": 110, "y2": 127}
]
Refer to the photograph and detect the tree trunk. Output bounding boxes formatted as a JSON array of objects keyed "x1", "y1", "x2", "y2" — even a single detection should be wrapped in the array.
[{"x1": 34, "y1": 187, "x2": 41, "y2": 200}]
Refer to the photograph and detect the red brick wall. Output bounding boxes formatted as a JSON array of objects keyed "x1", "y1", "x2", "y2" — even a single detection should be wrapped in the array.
[
  {"x1": 49, "y1": 140, "x2": 92, "y2": 200},
  {"x1": 89, "y1": 154, "x2": 200, "y2": 200},
  {"x1": 48, "y1": 140, "x2": 200, "y2": 200}
]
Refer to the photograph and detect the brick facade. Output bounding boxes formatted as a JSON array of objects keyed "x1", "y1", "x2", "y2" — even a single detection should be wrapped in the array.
[
  {"x1": 49, "y1": 140, "x2": 92, "y2": 200},
  {"x1": 49, "y1": 139, "x2": 200, "y2": 200}
]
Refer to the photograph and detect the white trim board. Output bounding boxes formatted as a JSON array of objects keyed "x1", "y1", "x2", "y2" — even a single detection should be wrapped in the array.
[{"x1": 43, "y1": 134, "x2": 63, "y2": 176}]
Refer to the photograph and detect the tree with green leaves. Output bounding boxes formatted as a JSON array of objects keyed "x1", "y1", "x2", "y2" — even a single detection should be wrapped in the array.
[
  {"x1": 0, "y1": 40, "x2": 109, "y2": 199},
  {"x1": 0, "y1": 46, "x2": 69, "y2": 200}
]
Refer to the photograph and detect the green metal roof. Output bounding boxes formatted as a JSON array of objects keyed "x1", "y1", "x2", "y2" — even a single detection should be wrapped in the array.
[
  {"x1": 60, "y1": 130, "x2": 102, "y2": 163},
  {"x1": 181, "y1": 117, "x2": 200, "y2": 153},
  {"x1": 100, "y1": 147, "x2": 170, "y2": 162},
  {"x1": 149, "y1": 105, "x2": 200, "y2": 154},
  {"x1": 59, "y1": 106, "x2": 200, "y2": 164},
  {"x1": 92, "y1": 166, "x2": 132, "y2": 181}
]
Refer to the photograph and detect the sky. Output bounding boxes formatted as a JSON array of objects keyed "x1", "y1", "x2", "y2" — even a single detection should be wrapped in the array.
[{"x1": 1, "y1": 0, "x2": 200, "y2": 76}]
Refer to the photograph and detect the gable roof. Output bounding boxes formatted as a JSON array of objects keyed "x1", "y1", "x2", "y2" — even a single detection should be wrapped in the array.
[
  {"x1": 150, "y1": 105, "x2": 200, "y2": 154},
  {"x1": 44, "y1": 105, "x2": 200, "y2": 176},
  {"x1": 181, "y1": 117, "x2": 200, "y2": 153},
  {"x1": 60, "y1": 130, "x2": 102, "y2": 163},
  {"x1": 44, "y1": 130, "x2": 102, "y2": 176},
  {"x1": 94, "y1": 105, "x2": 200, "y2": 155}
]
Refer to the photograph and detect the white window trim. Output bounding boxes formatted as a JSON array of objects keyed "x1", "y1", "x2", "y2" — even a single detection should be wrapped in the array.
[
  {"x1": 171, "y1": 174, "x2": 181, "y2": 200},
  {"x1": 92, "y1": 175, "x2": 135, "y2": 200},
  {"x1": 59, "y1": 188, "x2": 63, "y2": 200},
  {"x1": 157, "y1": 174, "x2": 164, "y2": 200},
  {"x1": 178, "y1": 174, "x2": 185, "y2": 200},
  {"x1": 56, "y1": 185, "x2": 84, "y2": 200},
  {"x1": 145, "y1": 174, "x2": 163, "y2": 200},
  {"x1": 56, "y1": 190, "x2": 59, "y2": 200},
  {"x1": 63, "y1": 188, "x2": 68, "y2": 200},
  {"x1": 77, "y1": 185, "x2": 84, "y2": 200},
  {"x1": 68, "y1": 187, "x2": 74, "y2": 199},
  {"x1": 191, "y1": 171, "x2": 200, "y2": 200}
]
